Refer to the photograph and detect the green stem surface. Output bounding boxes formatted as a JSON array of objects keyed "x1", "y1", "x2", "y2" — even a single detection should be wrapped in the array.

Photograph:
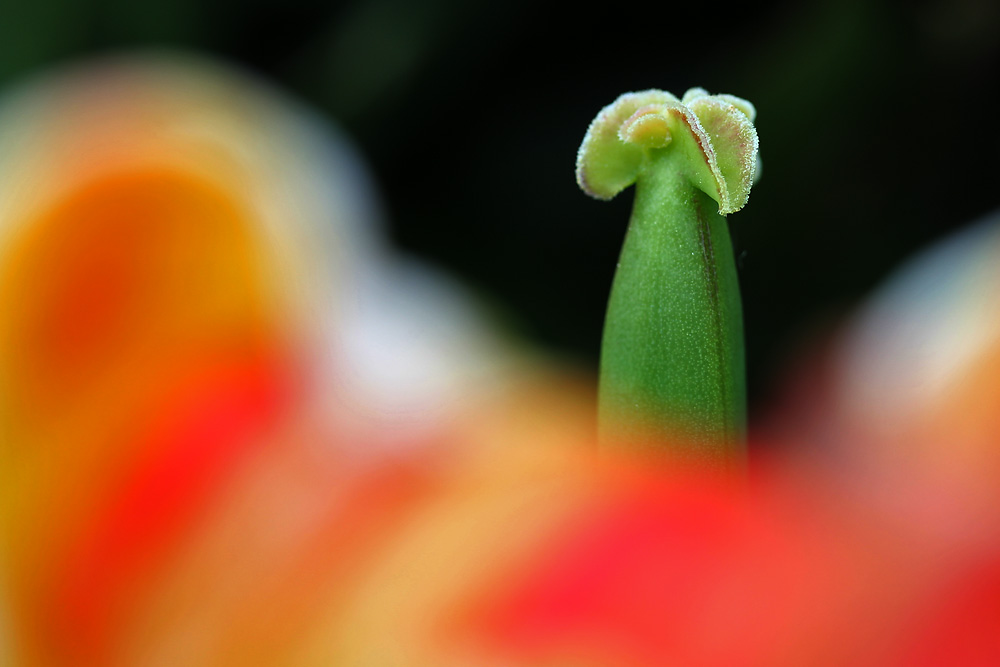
[{"x1": 599, "y1": 149, "x2": 746, "y2": 466}]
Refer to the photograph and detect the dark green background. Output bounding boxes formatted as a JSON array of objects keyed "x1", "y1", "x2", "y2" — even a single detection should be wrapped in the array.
[{"x1": 2, "y1": 0, "x2": 998, "y2": 411}]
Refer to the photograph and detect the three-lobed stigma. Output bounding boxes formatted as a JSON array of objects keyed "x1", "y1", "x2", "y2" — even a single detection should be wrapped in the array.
[{"x1": 576, "y1": 88, "x2": 759, "y2": 215}]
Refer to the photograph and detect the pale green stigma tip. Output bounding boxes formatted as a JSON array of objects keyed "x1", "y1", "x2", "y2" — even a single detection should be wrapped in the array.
[{"x1": 576, "y1": 88, "x2": 759, "y2": 215}]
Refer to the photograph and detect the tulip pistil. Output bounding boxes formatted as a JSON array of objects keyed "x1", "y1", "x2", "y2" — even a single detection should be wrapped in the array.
[{"x1": 576, "y1": 88, "x2": 759, "y2": 467}]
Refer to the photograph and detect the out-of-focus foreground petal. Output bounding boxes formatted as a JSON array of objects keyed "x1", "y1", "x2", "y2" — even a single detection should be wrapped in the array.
[
  {"x1": 837, "y1": 210, "x2": 1000, "y2": 480},
  {"x1": 766, "y1": 208, "x2": 1000, "y2": 510},
  {"x1": 0, "y1": 54, "x2": 352, "y2": 665},
  {"x1": 294, "y1": 440, "x2": 1000, "y2": 666},
  {"x1": 0, "y1": 53, "x2": 519, "y2": 665}
]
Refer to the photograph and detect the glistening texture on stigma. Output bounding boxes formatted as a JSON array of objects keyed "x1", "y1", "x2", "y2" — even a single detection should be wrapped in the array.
[{"x1": 577, "y1": 88, "x2": 758, "y2": 213}]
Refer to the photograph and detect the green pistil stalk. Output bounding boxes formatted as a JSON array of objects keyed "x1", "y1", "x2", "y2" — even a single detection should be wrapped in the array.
[
  {"x1": 576, "y1": 88, "x2": 759, "y2": 467},
  {"x1": 601, "y1": 150, "x2": 746, "y2": 462}
]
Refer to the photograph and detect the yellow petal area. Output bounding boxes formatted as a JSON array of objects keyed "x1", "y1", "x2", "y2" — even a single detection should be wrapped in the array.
[
  {"x1": 0, "y1": 57, "x2": 331, "y2": 666},
  {"x1": 0, "y1": 168, "x2": 272, "y2": 427}
]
